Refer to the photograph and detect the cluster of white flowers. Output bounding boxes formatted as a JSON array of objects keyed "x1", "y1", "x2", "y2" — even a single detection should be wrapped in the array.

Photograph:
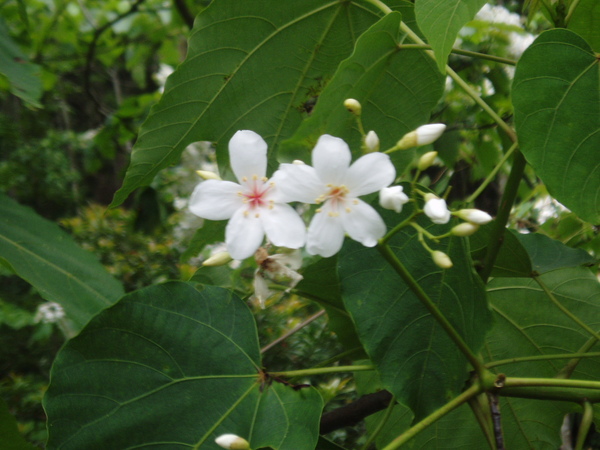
[
  {"x1": 34, "y1": 302, "x2": 65, "y2": 324},
  {"x1": 189, "y1": 130, "x2": 396, "y2": 259}
]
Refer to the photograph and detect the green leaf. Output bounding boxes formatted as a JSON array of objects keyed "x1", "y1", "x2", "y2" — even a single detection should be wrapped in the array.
[
  {"x1": 181, "y1": 220, "x2": 225, "y2": 262},
  {"x1": 44, "y1": 282, "x2": 323, "y2": 449},
  {"x1": 568, "y1": 0, "x2": 600, "y2": 51},
  {"x1": 339, "y1": 205, "x2": 492, "y2": 420},
  {"x1": 0, "y1": 194, "x2": 124, "y2": 333},
  {"x1": 296, "y1": 256, "x2": 364, "y2": 353},
  {"x1": 111, "y1": 0, "x2": 394, "y2": 207},
  {"x1": 280, "y1": 10, "x2": 444, "y2": 166},
  {"x1": 514, "y1": 232, "x2": 596, "y2": 274},
  {"x1": 0, "y1": 17, "x2": 42, "y2": 108},
  {"x1": 414, "y1": 0, "x2": 487, "y2": 72},
  {"x1": 513, "y1": 29, "x2": 600, "y2": 224},
  {"x1": 0, "y1": 396, "x2": 36, "y2": 450},
  {"x1": 469, "y1": 223, "x2": 533, "y2": 277}
]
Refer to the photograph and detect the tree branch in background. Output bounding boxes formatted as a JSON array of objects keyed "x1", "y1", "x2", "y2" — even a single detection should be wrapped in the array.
[
  {"x1": 173, "y1": 0, "x2": 195, "y2": 29},
  {"x1": 320, "y1": 390, "x2": 393, "y2": 434}
]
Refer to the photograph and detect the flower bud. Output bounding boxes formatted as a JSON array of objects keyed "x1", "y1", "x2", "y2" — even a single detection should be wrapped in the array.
[
  {"x1": 196, "y1": 170, "x2": 221, "y2": 180},
  {"x1": 344, "y1": 98, "x2": 362, "y2": 115},
  {"x1": 215, "y1": 434, "x2": 250, "y2": 450},
  {"x1": 202, "y1": 251, "x2": 233, "y2": 266},
  {"x1": 396, "y1": 123, "x2": 446, "y2": 150},
  {"x1": 455, "y1": 208, "x2": 492, "y2": 225},
  {"x1": 451, "y1": 222, "x2": 479, "y2": 237},
  {"x1": 423, "y1": 196, "x2": 451, "y2": 224},
  {"x1": 379, "y1": 186, "x2": 409, "y2": 213},
  {"x1": 292, "y1": 159, "x2": 305, "y2": 165},
  {"x1": 417, "y1": 151, "x2": 438, "y2": 171},
  {"x1": 364, "y1": 130, "x2": 380, "y2": 152},
  {"x1": 432, "y1": 250, "x2": 453, "y2": 269}
]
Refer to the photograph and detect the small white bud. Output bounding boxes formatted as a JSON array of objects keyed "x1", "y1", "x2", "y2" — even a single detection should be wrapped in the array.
[
  {"x1": 396, "y1": 123, "x2": 446, "y2": 150},
  {"x1": 455, "y1": 208, "x2": 493, "y2": 225},
  {"x1": 417, "y1": 151, "x2": 438, "y2": 171},
  {"x1": 196, "y1": 170, "x2": 221, "y2": 180},
  {"x1": 432, "y1": 250, "x2": 453, "y2": 269},
  {"x1": 292, "y1": 159, "x2": 305, "y2": 165},
  {"x1": 215, "y1": 434, "x2": 250, "y2": 450},
  {"x1": 423, "y1": 196, "x2": 451, "y2": 224},
  {"x1": 379, "y1": 186, "x2": 409, "y2": 213},
  {"x1": 364, "y1": 130, "x2": 380, "y2": 152},
  {"x1": 344, "y1": 98, "x2": 362, "y2": 115},
  {"x1": 202, "y1": 251, "x2": 233, "y2": 266},
  {"x1": 451, "y1": 222, "x2": 479, "y2": 237}
]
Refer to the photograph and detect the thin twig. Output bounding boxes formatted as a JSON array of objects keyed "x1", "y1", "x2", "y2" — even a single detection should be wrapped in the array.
[{"x1": 260, "y1": 309, "x2": 326, "y2": 353}]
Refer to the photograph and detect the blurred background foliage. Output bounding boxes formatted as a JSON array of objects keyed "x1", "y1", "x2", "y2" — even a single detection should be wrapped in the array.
[{"x1": 0, "y1": 0, "x2": 597, "y2": 447}]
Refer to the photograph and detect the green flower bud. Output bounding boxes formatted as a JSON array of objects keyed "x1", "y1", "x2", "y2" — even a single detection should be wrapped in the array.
[
  {"x1": 432, "y1": 250, "x2": 453, "y2": 269},
  {"x1": 344, "y1": 98, "x2": 362, "y2": 115}
]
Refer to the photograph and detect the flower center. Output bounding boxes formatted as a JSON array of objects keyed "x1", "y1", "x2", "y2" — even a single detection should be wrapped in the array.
[
  {"x1": 316, "y1": 185, "x2": 352, "y2": 217},
  {"x1": 240, "y1": 175, "x2": 274, "y2": 216}
]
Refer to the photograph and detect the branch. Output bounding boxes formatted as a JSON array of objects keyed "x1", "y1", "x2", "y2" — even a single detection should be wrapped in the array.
[
  {"x1": 320, "y1": 390, "x2": 393, "y2": 434},
  {"x1": 173, "y1": 0, "x2": 195, "y2": 29}
]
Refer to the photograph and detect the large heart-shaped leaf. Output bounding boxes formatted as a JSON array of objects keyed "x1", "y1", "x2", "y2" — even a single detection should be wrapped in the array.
[
  {"x1": 44, "y1": 282, "x2": 323, "y2": 449},
  {"x1": 280, "y1": 9, "x2": 444, "y2": 165},
  {"x1": 0, "y1": 194, "x2": 124, "y2": 333},
  {"x1": 339, "y1": 205, "x2": 492, "y2": 420},
  {"x1": 513, "y1": 29, "x2": 600, "y2": 224},
  {"x1": 111, "y1": 0, "x2": 400, "y2": 206},
  {"x1": 414, "y1": 0, "x2": 487, "y2": 72}
]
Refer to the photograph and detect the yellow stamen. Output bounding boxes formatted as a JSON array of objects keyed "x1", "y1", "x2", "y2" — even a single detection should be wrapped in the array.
[{"x1": 242, "y1": 176, "x2": 248, "y2": 182}]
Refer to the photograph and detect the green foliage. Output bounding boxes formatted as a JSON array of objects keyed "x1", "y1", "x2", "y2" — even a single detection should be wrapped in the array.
[
  {"x1": 44, "y1": 282, "x2": 323, "y2": 449},
  {"x1": 513, "y1": 29, "x2": 600, "y2": 224}
]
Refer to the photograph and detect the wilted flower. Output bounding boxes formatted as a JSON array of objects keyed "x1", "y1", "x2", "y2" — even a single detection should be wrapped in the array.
[
  {"x1": 432, "y1": 250, "x2": 453, "y2": 269},
  {"x1": 253, "y1": 247, "x2": 303, "y2": 308},
  {"x1": 423, "y1": 194, "x2": 451, "y2": 224},
  {"x1": 455, "y1": 208, "x2": 493, "y2": 225},
  {"x1": 275, "y1": 135, "x2": 396, "y2": 257},
  {"x1": 215, "y1": 434, "x2": 250, "y2": 450},
  {"x1": 396, "y1": 123, "x2": 446, "y2": 149},
  {"x1": 364, "y1": 130, "x2": 380, "y2": 152},
  {"x1": 379, "y1": 186, "x2": 409, "y2": 213},
  {"x1": 189, "y1": 130, "x2": 306, "y2": 260}
]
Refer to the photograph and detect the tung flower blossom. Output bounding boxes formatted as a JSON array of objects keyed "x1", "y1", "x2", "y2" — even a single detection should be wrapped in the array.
[
  {"x1": 275, "y1": 135, "x2": 396, "y2": 257},
  {"x1": 189, "y1": 130, "x2": 306, "y2": 260}
]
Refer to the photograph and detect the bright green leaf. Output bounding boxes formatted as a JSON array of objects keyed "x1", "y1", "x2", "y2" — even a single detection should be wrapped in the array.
[
  {"x1": 339, "y1": 204, "x2": 492, "y2": 420},
  {"x1": 280, "y1": 10, "x2": 444, "y2": 165},
  {"x1": 513, "y1": 29, "x2": 600, "y2": 224},
  {"x1": 181, "y1": 220, "x2": 225, "y2": 262},
  {"x1": 44, "y1": 282, "x2": 323, "y2": 449},
  {"x1": 0, "y1": 194, "x2": 124, "y2": 333},
  {"x1": 415, "y1": 0, "x2": 487, "y2": 72},
  {"x1": 514, "y1": 232, "x2": 595, "y2": 274},
  {"x1": 111, "y1": 0, "x2": 395, "y2": 207},
  {"x1": 568, "y1": 0, "x2": 600, "y2": 51},
  {"x1": 0, "y1": 17, "x2": 42, "y2": 108}
]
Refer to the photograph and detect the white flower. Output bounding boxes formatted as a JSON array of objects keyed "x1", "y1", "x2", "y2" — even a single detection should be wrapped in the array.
[
  {"x1": 397, "y1": 124, "x2": 446, "y2": 149},
  {"x1": 432, "y1": 250, "x2": 453, "y2": 269},
  {"x1": 253, "y1": 248, "x2": 303, "y2": 308},
  {"x1": 215, "y1": 434, "x2": 250, "y2": 450},
  {"x1": 364, "y1": 130, "x2": 380, "y2": 152},
  {"x1": 423, "y1": 194, "x2": 451, "y2": 224},
  {"x1": 379, "y1": 186, "x2": 409, "y2": 213},
  {"x1": 275, "y1": 135, "x2": 396, "y2": 257},
  {"x1": 189, "y1": 130, "x2": 306, "y2": 260},
  {"x1": 34, "y1": 302, "x2": 65, "y2": 324},
  {"x1": 455, "y1": 208, "x2": 493, "y2": 225}
]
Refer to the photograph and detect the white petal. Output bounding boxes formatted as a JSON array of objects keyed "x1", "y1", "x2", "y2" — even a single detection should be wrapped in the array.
[
  {"x1": 229, "y1": 130, "x2": 268, "y2": 181},
  {"x1": 270, "y1": 164, "x2": 325, "y2": 203},
  {"x1": 306, "y1": 203, "x2": 345, "y2": 257},
  {"x1": 253, "y1": 272, "x2": 272, "y2": 309},
  {"x1": 341, "y1": 199, "x2": 386, "y2": 247},
  {"x1": 379, "y1": 186, "x2": 409, "y2": 213},
  {"x1": 423, "y1": 198, "x2": 451, "y2": 224},
  {"x1": 312, "y1": 135, "x2": 351, "y2": 185},
  {"x1": 260, "y1": 203, "x2": 306, "y2": 249},
  {"x1": 225, "y1": 208, "x2": 265, "y2": 260},
  {"x1": 344, "y1": 152, "x2": 396, "y2": 196},
  {"x1": 415, "y1": 124, "x2": 446, "y2": 146},
  {"x1": 189, "y1": 180, "x2": 243, "y2": 220}
]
